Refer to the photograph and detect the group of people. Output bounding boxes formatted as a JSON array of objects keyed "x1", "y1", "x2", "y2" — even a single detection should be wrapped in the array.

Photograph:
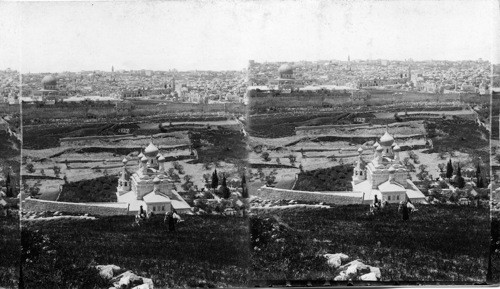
[
  {"x1": 370, "y1": 195, "x2": 417, "y2": 221},
  {"x1": 135, "y1": 205, "x2": 182, "y2": 231}
]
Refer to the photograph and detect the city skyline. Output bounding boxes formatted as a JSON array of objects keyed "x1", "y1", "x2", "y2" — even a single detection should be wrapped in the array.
[{"x1": 0, "y1": 0, "x2": 498, "y2": 73}]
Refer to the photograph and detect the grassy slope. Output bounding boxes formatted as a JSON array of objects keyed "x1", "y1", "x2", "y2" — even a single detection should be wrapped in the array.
[
  {"x1": 250, "y1": 204, "x2": 489, "y2": 282},
  {"x1": 0, "y1": 214, "x2": 20, "y2": 288},
  {"x1": 294, "y1": 165, "x2": 353, "y2": 191},
  {"x1": 22, "y1": 215, "x2": 251, "y2": 288}
]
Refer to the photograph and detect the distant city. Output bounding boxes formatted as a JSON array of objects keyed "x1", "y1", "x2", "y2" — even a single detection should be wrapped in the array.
[{"x1": 0, "y1": 58, "x2": 495, "y2": 106}]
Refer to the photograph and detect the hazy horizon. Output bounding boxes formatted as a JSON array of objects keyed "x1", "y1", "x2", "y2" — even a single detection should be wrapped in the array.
[{"x1": 1, "y1": 0, "x2": 498, "y2": 73}]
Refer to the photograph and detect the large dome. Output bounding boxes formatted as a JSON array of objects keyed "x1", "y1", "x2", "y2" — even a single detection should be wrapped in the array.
[
  {"x1": 41, "y1": 75, "x2": 57, "y2": 86},
  {"x1": 144, "y1": 142, "x2": 159, "y2": 156},
  {"x1": 379, "y1": 131, "x2": 395, "y2": 147},
  {"x1": 278, "y1": 64, "x2": 293, "y2": 74}
]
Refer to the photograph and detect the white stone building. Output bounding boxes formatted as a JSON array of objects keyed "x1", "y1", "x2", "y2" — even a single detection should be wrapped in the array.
[
  {"x1": 116, "y1": 141, "x2": 191, "y2": 214},
  {"x1": 352, "y1": 132, "x2": 426, "y2": 204}
]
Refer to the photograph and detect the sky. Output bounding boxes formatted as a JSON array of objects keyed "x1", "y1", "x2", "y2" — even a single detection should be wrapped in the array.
[{"x1": 0, "y1": 0, "x2": 498, "y2": 73}]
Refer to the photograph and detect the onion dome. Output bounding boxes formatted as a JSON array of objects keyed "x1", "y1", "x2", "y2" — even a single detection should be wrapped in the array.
[
  {"x1": 153, "y1": 176, "x2": 161, "y2": 184},
  {"x1": 122, "y1": 158, "x2": 128, "y2": 164},
  {"x1": 41, "y1": 75, "x2": 57, "y2": 85},
  {"x1": 357, "y1": 147, "x2": 363, "y2": 154},
  {"x1": 158, "y1": 154, "x2": 165, "y2": 162},
  {"x1": 388, "y1": 166, "x2": 396, "y2": 173},
  {"x1": 376, "y1": 145, "x2": 383, "y2": 152},
  {"x1": 144, "y1": 142, "x2": 159, "y2": 156},
  {"x1": 141, "y1": 156, "x2": 148, "y2": 163},
  {"x1": 138, "y1": 152, "x2": 144, "y2": 159},
  {"x1": 379, "y1": 131, "x2": 394, "y2": 147},
  {"x1": 393, "y1": 145, "x2": 401, "y2": 152}
]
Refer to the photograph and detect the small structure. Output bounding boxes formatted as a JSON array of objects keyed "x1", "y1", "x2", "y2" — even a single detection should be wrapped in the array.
[
  {"x1": 352, "y1": 131, "x2": 426, "y2": 204},
  {"x1": 116, "y1": 141, "x2": 191, "y2": 214}
]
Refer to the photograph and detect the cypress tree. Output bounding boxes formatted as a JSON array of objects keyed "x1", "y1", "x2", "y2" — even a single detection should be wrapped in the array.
[
  {"x1": 476, "y1": 163, "x2": 481, "y2": 188},
  {"x1": 456, "y1": 163, "x2": 465, "y2": 189},
  {"x1": 211, "y1": 169, "x2": 219, "y2": 190},
  {"x1": 241, "y1": 173, "x2": 249, "y2": 198},
  {"x1": 446, "y1": 159, "x2": 453, "y2": 179},
  {"x1": 221, "y1": 175, "x2": 231, "y2": 199}
]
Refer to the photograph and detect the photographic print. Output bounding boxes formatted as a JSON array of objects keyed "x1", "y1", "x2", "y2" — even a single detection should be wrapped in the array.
[
  {"x1": 245, "y1": 0, "x2": 493, "y2": 284},
  {"x1": 0, "y1": 0, "x2": 497, "y2": 288},
  {"x1": 16, "y1": 2, "x2": 251, "y2": 288}
]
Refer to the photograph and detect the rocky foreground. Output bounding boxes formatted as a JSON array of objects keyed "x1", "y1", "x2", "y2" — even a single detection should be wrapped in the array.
[{"x1": 324, "y1": 253, "x2": 381, "y2": 281}]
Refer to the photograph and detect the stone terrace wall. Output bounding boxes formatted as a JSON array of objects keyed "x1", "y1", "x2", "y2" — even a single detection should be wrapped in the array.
[
  {"x1": 23, "y1": 198, "x2": 130, "y2": 216},
  {"x1": 254, "y1": 186, "x2": 363, "y2": 205}
]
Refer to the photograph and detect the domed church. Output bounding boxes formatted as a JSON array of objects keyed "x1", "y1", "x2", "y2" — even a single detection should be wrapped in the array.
[
  {"x1": 116, "y1": 141, "x2": 191, "y2": 214},
  {"x1": 352, "y1": 131, "x2": 426, "y2": 204}
]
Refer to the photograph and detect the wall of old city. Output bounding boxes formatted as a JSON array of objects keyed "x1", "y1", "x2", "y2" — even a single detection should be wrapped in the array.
[
  {"x1": 255, "y1": 186, "x2": 362, "y2": 205},
  {"x1": 23, "y1": 198, "x2": 130, "y2": 216}
]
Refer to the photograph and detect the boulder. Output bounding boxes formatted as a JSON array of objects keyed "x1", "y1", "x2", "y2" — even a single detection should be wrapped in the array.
[
  {"x1": 359, "y1": 272, "x2": 377, "y2": 281},
  {"x1": 333, "y1": 272, "x2": 348, "y2": 281},
  {"x1": 339, "y1": 260, "x2": 371, "y2": 279},
  {"x1": 369, "y1": 266, "x2": 381, "y2": 279},
  {"x1": 112, "y1": 271, "x2": 144, "y2": 289},
  {"x1": 324, "y1": 253, "x2": 349, "y2": 269},
  {"x1": 96, "y1": 264, "x2": 122, "y2": 280}
]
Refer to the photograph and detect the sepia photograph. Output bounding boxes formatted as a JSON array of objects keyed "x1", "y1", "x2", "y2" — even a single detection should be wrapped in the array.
[{"x1": 0, "y1": 0, "x2": 498, "y2": 288}]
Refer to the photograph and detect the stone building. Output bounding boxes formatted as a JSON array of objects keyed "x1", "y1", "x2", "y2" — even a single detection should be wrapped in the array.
[
  {"x1": 352, "y1": 132, "x2": 426, "y2": 204},
  {"x1": 116, "y1": 141, "x2": 191, "y2": 214}
]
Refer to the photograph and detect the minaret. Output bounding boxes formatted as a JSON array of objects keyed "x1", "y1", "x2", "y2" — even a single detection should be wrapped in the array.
[
  {"x1": 141, "y1": 156, "x2": 148, "y2": 175},
  {"x1": 153, "y1": 176, "x2": 161, "y2": 193},
  {"x1": 353, "y1": 147, "x2": 366, "y2": 185},
  {"x1": 138, "y1": 152, "x2": 145, "y2": 170},
  {"x1": 117, "y1": 157, "x2": 130, "y2": 196},
  {"x1": 388, "y1": 166, "x2": 396, "y2": 183},
  {"x1": 158, "y1": 154, "x2": 165, "y2": 174},
  {"x1": 393, "y1": 145, "x2": 401, "y2": 162}
]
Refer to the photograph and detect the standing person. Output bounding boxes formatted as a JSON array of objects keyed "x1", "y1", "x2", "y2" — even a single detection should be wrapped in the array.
[
  {"x1": 164, "y1": 211, "x2": 173, "y2": 231},
  {"x1": 373, "y1": 195, "x2": 380, "y2": 210},
  {"x1": 399, "y1": 201, "x2": 409, "y2": 221}
]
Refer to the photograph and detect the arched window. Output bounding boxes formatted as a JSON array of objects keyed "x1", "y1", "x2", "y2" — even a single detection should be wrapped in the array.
[
  {"x1": 124, "y1": 181, "x2": 127, "y2": 186},
  {"x1": 388, "y1": 195, "x2": 391, "y2": 201},
  {"x1": 360, "y1": 171, "x2": 363, "y2": 176}
]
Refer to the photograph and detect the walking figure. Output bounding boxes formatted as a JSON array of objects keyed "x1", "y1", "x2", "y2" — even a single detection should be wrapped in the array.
[{"x1": 398, "y1": 201, "x2": 410, "y2": 221}]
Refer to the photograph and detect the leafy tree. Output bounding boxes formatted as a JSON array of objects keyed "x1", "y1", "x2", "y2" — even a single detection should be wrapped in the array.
[
  {"x1": 288, "y1": 154, "x2": 297, "y2": 166},
  {"x1": 261, "y1": 152, "x2": 271, "y2": 162},
  {"x1": 26, "y1": 163, "x2": 35, "y2": 174},
  {"x1": 52, "y1": 166, "x2": 61, "y2": 178},
  {"x1": 265, "y1": 174, "x2": 276, "y2": 187},
  {"x1": 446, "y1": 159, "x2": 453, "y2": 179}
]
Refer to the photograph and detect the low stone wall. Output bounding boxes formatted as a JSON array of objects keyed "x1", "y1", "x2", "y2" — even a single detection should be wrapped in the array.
[
  {"x1": 254, "y1": 186, "x2": 363, "y2": 205},
  {"x1": 22, "y1": 198, "x2": 130, "y2": 216}
]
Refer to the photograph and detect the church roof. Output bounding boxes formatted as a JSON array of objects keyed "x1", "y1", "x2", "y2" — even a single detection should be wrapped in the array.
[
  {"x1": 378, "y1": 180, "x2": 405, "y2": 193},
  {"x1": 143, "y1": 191, "x2": 171, "y2": 203}
]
